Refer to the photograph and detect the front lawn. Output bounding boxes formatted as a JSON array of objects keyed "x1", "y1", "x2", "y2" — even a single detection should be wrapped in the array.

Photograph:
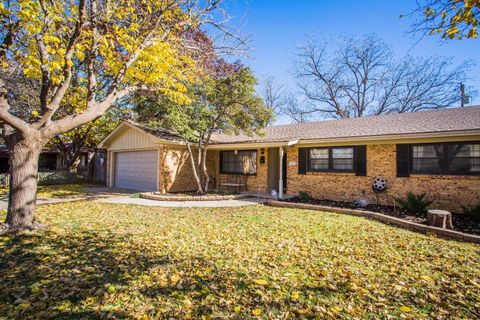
[
  {"x1": 0, "y1": 203, "x2": 479, "y2": 319},
  {"x1": 0, "y1": 184, "x2": 88, "y2": 199}
]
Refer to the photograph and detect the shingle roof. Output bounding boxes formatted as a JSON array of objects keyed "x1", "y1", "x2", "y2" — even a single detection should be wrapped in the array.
[
  {"x1": 211, "y1": 106, "x2": 480, "y2": 144},
  {"x1": 126, "y1": 121, "x2": 184, "y2": 142}
]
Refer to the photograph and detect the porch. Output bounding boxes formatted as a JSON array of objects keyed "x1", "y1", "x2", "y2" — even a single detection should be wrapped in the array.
[{"x1": 208, "y1": 144, "x2": 296, "y2": 199}]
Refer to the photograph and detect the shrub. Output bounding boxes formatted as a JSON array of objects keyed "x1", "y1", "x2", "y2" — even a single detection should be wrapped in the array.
[
  {"x1": 394, "y1": 192, "x2": 432, "y2": 216},
  {"x1": 462, "y1": 203, "x2": 480, "y2": 222},
  {"x1": 297, "y1": 191, "x2": 312, "y2": 203}
]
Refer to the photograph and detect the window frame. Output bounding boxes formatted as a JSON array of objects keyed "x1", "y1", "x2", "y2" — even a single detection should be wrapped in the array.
[
  {"x1": 409, "y1": 142, "x2": 480, "y2": 176},
  {"x1": 219, "y1": 150, "x2": 257, "y2": 176},
  {"x1": 307, "y1": 146, "x2": 355, "y2": 173}
]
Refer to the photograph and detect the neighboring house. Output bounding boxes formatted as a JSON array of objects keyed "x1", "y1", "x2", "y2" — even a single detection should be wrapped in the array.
[
  {"x1": 98, "y1": 106, "x2": 480, "y2": 212},
  {"x1": 0, "y1": 144, "x2": 107, "y2": 182},
  {"x1": 0, "y1": 144, "x2": 90, "y2": 173}
]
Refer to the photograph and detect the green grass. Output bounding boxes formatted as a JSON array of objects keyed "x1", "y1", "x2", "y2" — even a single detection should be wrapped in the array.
[
  {"x1": 0, "y1": 202, "x2": 479, "y2": 319},
  {"x1": 0, "y1": 184, "x2": 88, "y2": 199}
]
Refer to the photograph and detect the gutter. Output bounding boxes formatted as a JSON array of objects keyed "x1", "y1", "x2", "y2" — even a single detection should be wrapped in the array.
[
  {"x1": 207, "y1": 140, "x2": 299, "y2": 150},
  {"x1": 207, "y1": 130, "x2": 480, "y2": 149}
]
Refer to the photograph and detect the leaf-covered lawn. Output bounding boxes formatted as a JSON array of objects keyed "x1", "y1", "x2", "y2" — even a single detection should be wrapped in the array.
[
  {"x1": 0, "y1": 184, "x2": 88, "y2": 199},
  {"x1": 0, "y1": 202, "x2": 479, "y2": 319}
]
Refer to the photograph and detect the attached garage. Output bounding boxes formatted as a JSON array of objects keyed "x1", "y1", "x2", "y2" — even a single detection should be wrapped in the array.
[
  {"x1": 98, "y1": 121, "x2": 203, "y2": 193},
  {"x1": 114, "y1": 150, "x2": 158, "y2": 191}
]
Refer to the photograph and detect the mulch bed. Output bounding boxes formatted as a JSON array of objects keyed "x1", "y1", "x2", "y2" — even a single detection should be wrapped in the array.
[{"x1": 283, "y1": 197, "x2": 480, "y2": 236}]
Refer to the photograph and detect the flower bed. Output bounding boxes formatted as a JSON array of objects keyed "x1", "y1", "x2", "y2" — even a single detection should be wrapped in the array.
[
  {"x1": 140, "y1": 191, "x2": 251, "y2": 201},
  {"x1": 282, "y1": 197, "x2": 480, "y2": 236},
  {"x1": 267, "y1": 198, "x2": 480, "y2": 244}
]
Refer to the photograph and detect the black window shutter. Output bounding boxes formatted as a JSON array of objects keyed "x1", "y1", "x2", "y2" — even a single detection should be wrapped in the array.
[
  {"x1": 354, "y1": 145, "x2": 367, "y2": 176},
  {"x1": 298, "y1": 148, "x2": 307, "y2": 174},
  {"x1": 396, "y1": 144, "x2": 410, "y2": 177}
]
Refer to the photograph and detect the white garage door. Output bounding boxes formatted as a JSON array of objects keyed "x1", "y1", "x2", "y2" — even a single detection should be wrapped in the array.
[{"x1": 114, "y1": 150, "x2": 158, "y2": 191}]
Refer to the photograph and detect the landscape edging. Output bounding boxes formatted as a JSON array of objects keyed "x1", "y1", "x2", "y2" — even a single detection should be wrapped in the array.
[{"x1": 266, "y1": 200, "x2": 480, "y2": 244}]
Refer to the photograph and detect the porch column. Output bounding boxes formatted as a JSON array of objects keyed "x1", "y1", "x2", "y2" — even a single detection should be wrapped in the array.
[{"x1": 278, "y1": 147, "x2": 284, "y2": 199}]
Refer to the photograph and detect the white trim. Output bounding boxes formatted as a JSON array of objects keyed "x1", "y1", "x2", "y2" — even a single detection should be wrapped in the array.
[
  {"x1": 278, "y1": 147, "x2": 284, "y2": 199},
  {"x1": 206, "y1": 130, "x2": 480, "y2": 150},
  {"x1": 288, "y1": 140, "x2": 299, "y2": 146},
  {"x1": 207, "y1": 141, "x2": 290, "y2": 150},
  {"x1": 109, "y1": 151, "x2": 114, "y2": 187},
  {"x1": 296, "y1": 130, "x2": 480, "y2": 146}
]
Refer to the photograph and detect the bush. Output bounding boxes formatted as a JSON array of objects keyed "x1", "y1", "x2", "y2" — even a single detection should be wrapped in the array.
[
  {"x1": 462, "y1": 203, "x2": 480, "y2": 222},
  {"x1": 297, "y1": 191, "x2": 312, "y2": 203},
  {"x1": 394, "y1": 192, "x2": 432, "y2": 216}
]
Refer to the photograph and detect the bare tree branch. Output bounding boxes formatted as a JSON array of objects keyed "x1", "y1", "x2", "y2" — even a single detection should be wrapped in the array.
[{"x1": 289, "y1": 34, "x2": 474, "y2": 122}]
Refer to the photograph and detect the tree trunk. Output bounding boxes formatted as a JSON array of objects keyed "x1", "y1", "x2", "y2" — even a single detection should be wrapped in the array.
[
  {"x1": 5, "y1": 134, "x2": 43, "y2": 231},
  {"x1": 186, "y1": 143, "x2": 204, "y2": 194},
  {"x1": 201, "y1": 147, "x2": 210, "y2": 192}
]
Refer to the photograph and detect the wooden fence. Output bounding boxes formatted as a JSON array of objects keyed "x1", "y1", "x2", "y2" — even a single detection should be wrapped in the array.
[{"x1": 0, "y1": 170, "x2": 104, "y2": 188}]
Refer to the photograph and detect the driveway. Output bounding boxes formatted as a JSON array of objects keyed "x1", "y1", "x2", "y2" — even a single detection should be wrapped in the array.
[{"x1": 0, "y1": 187, "x2": 135, "y2": 211}]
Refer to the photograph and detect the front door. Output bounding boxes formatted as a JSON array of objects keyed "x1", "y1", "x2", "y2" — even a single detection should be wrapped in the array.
[
  {"x1": 268, "y1": 148, "x2": 279, "y2": 192},
  {"x1": 268, "y1": 148, "x2": 287, "y2": 192}
]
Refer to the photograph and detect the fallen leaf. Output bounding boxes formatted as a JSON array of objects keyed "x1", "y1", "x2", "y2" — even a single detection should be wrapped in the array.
[
  {"x1": 400, "y1": 306, "x2": 412, "y2": 313},
  {"x1": 253, "y1": 279, "x2": 269, "y2": 286},
  {"x1": 252, "y1": 308, "x2": 262, "y2": 316}
]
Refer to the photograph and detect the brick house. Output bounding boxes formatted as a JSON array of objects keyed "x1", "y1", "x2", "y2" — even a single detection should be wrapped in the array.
[{"x1": 99, "y1": 106, "x2": 480, "y2": 212}]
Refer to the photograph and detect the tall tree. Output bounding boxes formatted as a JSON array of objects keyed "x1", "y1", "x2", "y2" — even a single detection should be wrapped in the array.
[
  {"x1": 0, "y1": 0, "x2": 228, "y2": 232},
  {"x1": 408, "y1": 0, "x2": 479, "y2": 40},
  {"x1": 135, "y1": 63, "x2": 272, "y2": 194},
  {"x1": 260, "y1": 76, "x2": 285, "y2": 123},
  {"x1": 288, "y1": 34, "x2": 473, "y2": 121}
]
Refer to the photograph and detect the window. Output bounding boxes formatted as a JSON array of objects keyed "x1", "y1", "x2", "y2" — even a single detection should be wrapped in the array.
[
  {"x1": 309, "y1": 148, "x2": 329, "y2": 170},
  {"x1": 308, "y1": 147, "x2": 354, "y2": 172},
  {"x1": 410, "y1": 142, "x2": 480, "y2": 175},
  {"x1": 332, "y1": 148, "x2": 354, "y2": 170},
  {"x1": 220, "y1": 150, "x2": 257, "y2": 175},
  {"x1": 411, "y1": 145, "x2": 443, "y2": 173}
]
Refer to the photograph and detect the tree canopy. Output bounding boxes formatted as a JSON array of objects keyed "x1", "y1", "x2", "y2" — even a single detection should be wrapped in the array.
[
  {"x1": 408, "y1": 0, "x2": 479, "y2": 40},
  {"x1": 0, "y1": 0, "x2": 234, "y2": 230},
  {"x1": 284, "y1": 34, "x2": 473, "y2": 121},
  {"x1": 135, "y1": 62, "x2": 272, "y2": 193}
]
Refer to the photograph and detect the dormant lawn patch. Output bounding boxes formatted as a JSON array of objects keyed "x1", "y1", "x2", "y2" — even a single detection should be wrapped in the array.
[{"x1": 0, "y1": 202, "x2": 479, "y2": 319}]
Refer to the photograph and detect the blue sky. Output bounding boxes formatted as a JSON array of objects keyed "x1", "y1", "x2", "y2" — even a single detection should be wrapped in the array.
[{"x1": 222, "y1": 0, "x2": 480, "y2": 106}]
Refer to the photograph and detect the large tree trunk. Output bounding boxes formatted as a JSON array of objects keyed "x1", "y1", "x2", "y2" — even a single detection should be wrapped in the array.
[{"x1": 4, "y1": 134, "x2": 43, "y2": 231}]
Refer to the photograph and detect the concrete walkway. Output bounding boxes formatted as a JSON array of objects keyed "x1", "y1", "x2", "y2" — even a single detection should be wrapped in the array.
[
  {"x1": 0, "y1": 187, "x2": 272, "y2": 209},
  {"x1": 94, "y1": 195, "x2": 267, "y2": 207}
]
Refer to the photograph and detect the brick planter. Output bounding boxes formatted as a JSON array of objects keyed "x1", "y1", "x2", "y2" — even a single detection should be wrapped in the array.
[
  {"x1": 140, "y1": 192, "x2": 251, "y2": 201},
  {"x1": 266, "y1": 200, "x2": 480, "y2": 244}
]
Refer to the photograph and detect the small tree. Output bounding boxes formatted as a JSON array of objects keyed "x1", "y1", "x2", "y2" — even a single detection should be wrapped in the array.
[
  {"x1": 0, "y1": 0, "x2": 226, "y2": 231},
  {"x1": 135, "y1": 63, "x2": 273, "y2": 194}
]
